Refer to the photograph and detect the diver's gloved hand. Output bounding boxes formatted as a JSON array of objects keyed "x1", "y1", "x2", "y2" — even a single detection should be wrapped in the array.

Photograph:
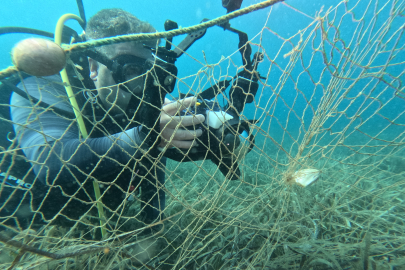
[{"x1": 159, "y1": 97, "x2": 205, "y2": 150}]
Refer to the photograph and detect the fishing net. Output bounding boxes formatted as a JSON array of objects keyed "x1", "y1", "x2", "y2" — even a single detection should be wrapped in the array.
[{"x1": 1, "y1": 0, "x2": 405, "y2": 269}]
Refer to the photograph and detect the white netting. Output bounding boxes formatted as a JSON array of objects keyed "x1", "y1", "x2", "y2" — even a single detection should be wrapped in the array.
[{"x1": 1, "y1": 0, "x2": 405, "y2": 269}]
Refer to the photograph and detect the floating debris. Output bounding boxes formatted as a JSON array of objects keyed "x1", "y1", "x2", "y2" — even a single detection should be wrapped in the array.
[{"x1": 287, "y1": 168, "x2": 321, "y2": 187}]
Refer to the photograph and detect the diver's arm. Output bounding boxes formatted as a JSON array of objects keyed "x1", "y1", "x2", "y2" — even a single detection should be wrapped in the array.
[{"x1": 10, "y1": 76, "x2": 145, "y2": 184}]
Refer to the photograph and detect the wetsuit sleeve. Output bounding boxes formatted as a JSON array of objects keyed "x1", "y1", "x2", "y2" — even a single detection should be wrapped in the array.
[{"x1": 10, "y1": 76, "x2": 147, "y2": 184}]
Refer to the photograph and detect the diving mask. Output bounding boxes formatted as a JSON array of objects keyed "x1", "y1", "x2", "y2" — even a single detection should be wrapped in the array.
[{"x1": 110, "y1": 54, "x2": 151, "y2": 94}]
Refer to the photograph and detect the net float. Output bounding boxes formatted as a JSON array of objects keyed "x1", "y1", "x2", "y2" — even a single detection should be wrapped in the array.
[{"x1": 11, "y1": 38, "x2": 66, "y2": 77}]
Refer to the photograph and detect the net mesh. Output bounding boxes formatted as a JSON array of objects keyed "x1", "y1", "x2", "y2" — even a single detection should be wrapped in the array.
[{"x1": 1, "y1": 0, "x2": 405, "y2": 269}]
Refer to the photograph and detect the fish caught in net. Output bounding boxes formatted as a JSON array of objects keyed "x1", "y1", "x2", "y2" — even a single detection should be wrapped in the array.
[{"x1": 0, "y1": 0, "x2": 404, "y2": 269}]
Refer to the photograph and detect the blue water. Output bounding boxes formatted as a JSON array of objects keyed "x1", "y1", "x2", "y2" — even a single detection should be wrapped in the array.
[{"x1": 0, "y1": 0, "x2": 334, "y2": 73}]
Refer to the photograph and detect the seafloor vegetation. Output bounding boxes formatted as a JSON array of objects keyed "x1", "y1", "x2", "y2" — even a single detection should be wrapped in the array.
[{"x1": 1, "y1": 141, "x2": 404, "y2": 269}]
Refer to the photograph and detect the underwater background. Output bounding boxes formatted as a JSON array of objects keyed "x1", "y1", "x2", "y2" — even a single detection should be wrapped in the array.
[{"x1": 0, "y1": 0, "x2": 405, "y2": 268}]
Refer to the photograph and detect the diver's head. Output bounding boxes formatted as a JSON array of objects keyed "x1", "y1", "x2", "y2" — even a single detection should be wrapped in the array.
[
  {"x1": 85, "y1": 9, "x2": 159, "y2": 111},
  {"x1": 88, "y1": 42, "x2": 153, "y2": 110},
  {"x1": 84, "y1": 9, "x2": 159, "y2": 54}
]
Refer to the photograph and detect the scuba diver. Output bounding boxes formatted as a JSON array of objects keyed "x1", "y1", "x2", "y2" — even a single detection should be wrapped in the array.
[
  {"x1": 6, "y1": 9, "x2": 205, "y2": 233},
  {"x1": 0, "y1": 0, "x2": 264, "y2": 235}
]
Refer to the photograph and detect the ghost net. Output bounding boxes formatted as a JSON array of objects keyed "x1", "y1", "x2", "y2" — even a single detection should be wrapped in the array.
[{"x1": 0, "y1": 0, "x2": 405, "y2": 269}]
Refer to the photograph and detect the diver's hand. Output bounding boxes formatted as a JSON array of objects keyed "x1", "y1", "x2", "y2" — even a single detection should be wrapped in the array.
[{"x1": 159, "y1": 97, "x2": 205, "y2": 149}]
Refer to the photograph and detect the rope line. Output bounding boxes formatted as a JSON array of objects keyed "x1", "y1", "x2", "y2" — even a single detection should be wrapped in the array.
[
  {"x1": 0, "y1": 0, "x2": 283, "y2": 80},
  {"x1": 65, "y1": 0, "x2": 284, "y2": 52}
]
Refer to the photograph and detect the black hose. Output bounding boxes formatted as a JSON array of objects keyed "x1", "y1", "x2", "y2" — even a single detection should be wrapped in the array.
[
  {"x1": 0, "y1": 27, "x2": 53, "y2": 38},
  {"x1": 76, "y1": 0, "x2": 87, "y2": 30},
  {"x1": 0, "y1": 26, "x2": 79, "y2": 44}
]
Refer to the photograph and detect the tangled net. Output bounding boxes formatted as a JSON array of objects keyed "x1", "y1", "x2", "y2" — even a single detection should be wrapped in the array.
[{"x1": 1, "y1": 0, "x2": 405, "y2": 269}]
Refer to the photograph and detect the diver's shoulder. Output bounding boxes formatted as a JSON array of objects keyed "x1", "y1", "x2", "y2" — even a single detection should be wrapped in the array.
[
  {"x1": 18, "y1": 75, "x2": 65, "y2": 93},
  {"x1": 12, "y1": 75, "x2": 73, "y2": 112}
]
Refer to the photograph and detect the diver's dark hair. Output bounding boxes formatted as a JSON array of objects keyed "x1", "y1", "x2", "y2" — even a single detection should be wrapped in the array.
[{"x1": 85, "y1": 8, "x2": 159, "y2": 57}]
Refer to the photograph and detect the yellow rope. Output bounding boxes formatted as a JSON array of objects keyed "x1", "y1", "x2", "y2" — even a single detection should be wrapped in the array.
[
  {"x1": 54, "y1": 14, "x2": 107, "y2": 239},
  {"x1": 56, "y1": 15, "x2": 89, "y2": 139}
]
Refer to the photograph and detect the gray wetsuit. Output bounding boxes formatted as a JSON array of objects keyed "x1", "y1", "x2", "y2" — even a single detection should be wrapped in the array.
[{"x1": 10, "y1": 75, "x2": 165, "y2": 223}]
